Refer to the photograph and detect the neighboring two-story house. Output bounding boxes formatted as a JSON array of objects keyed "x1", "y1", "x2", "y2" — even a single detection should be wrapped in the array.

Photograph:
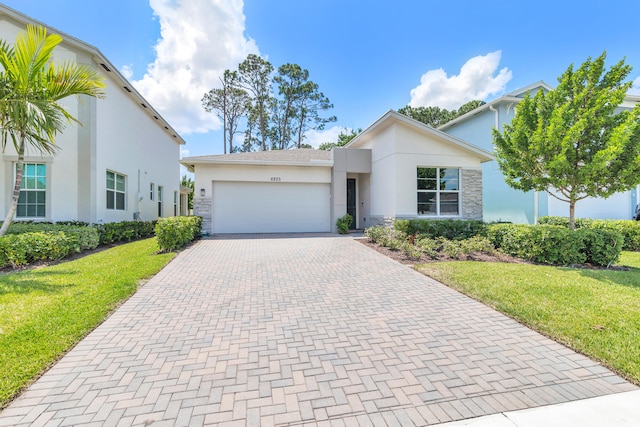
[
  {"x1": 439, "y1": 82, "x2": 640, "y2": 223},
  {"x1": 0, "y1": 4, "x2": 187, "y2": 224}
]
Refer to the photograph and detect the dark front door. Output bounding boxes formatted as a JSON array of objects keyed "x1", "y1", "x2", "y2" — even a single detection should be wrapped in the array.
[{"x1": 346, "y1": 178, "x2": 356, "y2": 230}]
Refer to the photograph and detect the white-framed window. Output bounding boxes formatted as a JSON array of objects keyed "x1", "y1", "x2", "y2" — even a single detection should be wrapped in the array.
[
  {"x1": 106, "y1": 170, "x2": 126, "y2": 210},
  {"x1": 17, "y1": 163, "x2": 46, "y2": 218},
  {"x1": 417, "y1": 167, "x2": 460, "y2": 216},
  {"x1": 150, "y1": 183, "x2": 155, "y2": 201}
]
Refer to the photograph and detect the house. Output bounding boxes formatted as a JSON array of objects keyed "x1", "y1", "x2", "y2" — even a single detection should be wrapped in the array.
[
  {"x1": 439, "y1": 81, "x2": 640, "y2": 223},
  {"x1": 0, "y1": 4, "x2": 188, "y2": 224},
  {"x1": 181, "y1": 110, "x2": 493, "y2": 234}
]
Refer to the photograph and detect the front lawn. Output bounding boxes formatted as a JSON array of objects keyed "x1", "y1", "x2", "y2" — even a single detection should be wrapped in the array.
[
  {"x1": 0, "y1": 238, "x2": 175, "y2": 408},
  {"x1": 416, "y1": 251, "x2": 640, "y2": 384}
]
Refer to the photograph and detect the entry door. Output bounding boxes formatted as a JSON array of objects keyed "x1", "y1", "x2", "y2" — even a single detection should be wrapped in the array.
[{"x1": 346, "y1": 178, "x2": 357, "y2": 230}]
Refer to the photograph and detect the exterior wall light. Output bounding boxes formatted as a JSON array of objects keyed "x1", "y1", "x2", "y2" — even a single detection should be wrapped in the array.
[{"x1": 200, "y1": 188, "x2": 205, "y2": 197}]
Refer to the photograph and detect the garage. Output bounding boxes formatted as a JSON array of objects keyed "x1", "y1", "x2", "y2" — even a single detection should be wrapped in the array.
[{"x1": 212, "y1": 181, "x2": 331, "y2": 233}]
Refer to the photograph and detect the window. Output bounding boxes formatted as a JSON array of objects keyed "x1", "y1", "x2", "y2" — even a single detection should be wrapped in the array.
[
  {"x1": 150, "y1": 183, "x2": 155, "y2": 201},
  {"x1": 106, "y1": 171, "x2": 126, "y2": 210},
  {"x1": 17, "y1": 163, "x2": 46, "y2": 218},
  {"x1": 174, "y1": 191, "x2": 178, "y2": 216},
  {"x1": 157, "y1": 185, "x2": 163, "y2": 217},
  {"x1": 417, "y1": 167, "x2": 459, "y2": 216}
]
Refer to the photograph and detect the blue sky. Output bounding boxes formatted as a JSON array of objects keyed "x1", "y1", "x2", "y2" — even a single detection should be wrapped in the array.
[{"x1": 3, "y1": 0, "x2": 640, "y2": 159}]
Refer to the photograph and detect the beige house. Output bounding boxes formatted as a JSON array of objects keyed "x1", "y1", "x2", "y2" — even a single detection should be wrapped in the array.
[{"x1": 181, "y1": 110, "x2": 493, "y2": 234}]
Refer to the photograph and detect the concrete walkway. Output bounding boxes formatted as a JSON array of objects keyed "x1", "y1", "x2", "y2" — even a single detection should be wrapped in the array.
[{"x1": 0, "y1": 235, "x2": 636, "y2": 426}]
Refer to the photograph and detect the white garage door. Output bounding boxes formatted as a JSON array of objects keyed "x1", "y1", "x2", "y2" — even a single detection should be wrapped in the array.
[{"x1": 212, "y1": 181, "x2": 331, "y2": 233}]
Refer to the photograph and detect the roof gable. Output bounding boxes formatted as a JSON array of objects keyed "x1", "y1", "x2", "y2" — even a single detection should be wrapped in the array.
[
  {"x1": 347, "y1": 110, "x2": 493, "y2": 162},
  {"x1": 0, "y1": 4, "x2": 185, "y2": 145},
  {"x1": 438, "y1": 81, "x2": 553, "y2": 131}
]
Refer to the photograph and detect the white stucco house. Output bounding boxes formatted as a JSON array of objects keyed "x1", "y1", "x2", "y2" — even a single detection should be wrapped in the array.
[
  {"x1": 0, "y1": 5, "x2": 188, "y2": 224},
  {"x1": 181, "y1": 110, "x2": 493, "y2": 234}
]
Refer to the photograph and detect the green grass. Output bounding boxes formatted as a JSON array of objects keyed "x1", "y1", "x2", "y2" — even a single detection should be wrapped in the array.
[
  {"x1": 416, "y1": 251, "x2": 640, "y2": 384},
  {"x1": 0, "y1": 238, "x2": 175, "y2": 408}
]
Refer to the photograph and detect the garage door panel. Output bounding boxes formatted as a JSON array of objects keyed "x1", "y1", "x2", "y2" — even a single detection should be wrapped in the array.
[{"x1": 212, "y1": 181, "x2": 330, "y2": 233}]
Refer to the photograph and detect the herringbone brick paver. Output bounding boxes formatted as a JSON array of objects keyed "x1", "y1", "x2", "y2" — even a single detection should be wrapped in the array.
[{"x1": 0, "y1": 235, "x2": 636, "y2": 426}]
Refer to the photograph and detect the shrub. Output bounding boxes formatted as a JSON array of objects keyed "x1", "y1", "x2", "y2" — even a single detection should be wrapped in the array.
[
  {"x1": 93, "y1": 220, "x2": 156, "y2": 245},
  {"x1": 7, "y1": 223, "x2": 99, "y2": 251},
  {"x1": 575, "y1": 228, "x2": 623, "y2": 266},
  {"x1": 487, "y1": 223, "x2": 585, "y2": 265},
  {"x1": 401, "y1": 241, "x2": 423, "y2": 260},
  {"x1": 538, "y1": 216, "x2": 640, "y2": 251},
  {"x1": 394, "y1": 219, "x2": 486, "y2": 240},
  {"x1": 336, "y1": 213, "x2": 353, "y2": 234},
  {"x1": 0, "y1": 232, "x2": 78, "y2": 268},
  {"x1": 589, "y1": 220, "x2": 640, "y2": 251},
  {"x1": 365, "y1": 226, "x2": 406, "y2": 246},
  {"x1": 155, "y1": 216, "x2": 202, "y2": 252}
]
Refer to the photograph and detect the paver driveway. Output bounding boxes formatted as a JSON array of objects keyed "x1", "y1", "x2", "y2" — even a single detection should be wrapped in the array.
[{"x1": 0, "y1": 235, "x2": 636, "y2": 426}]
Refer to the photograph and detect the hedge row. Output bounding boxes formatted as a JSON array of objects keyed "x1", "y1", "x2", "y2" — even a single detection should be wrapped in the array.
[
  {"x1": 155, "y1": 216, "x2": 202, "y2": 252},
  {"x1": 0, "y1": 232, "x2": 82, "y2": 268},
  {"x1": 0, "y1": 218, "x2": 197, "y2": 269},
  {"x1": 386, "y1": 218, "x2": 625, "y2": 267},
  {"x1": 93, "y1": 221, "x2": 156, "y2": 245},
  {"x1": 394, "y1": 219, "x2": 486, "y2": 240},
  {"x1": 539, "y1": 216, "x2": 640, "y2": 251},
  {"x1": 486, "y1": 223, "x2": 623, "y2": 266}
]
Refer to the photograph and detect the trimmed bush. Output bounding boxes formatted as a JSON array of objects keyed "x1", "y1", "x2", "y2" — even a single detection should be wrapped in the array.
[
  {"x1": 7, "y1": 223, "x2": 99, "y2": 251},
  {"x1": 336, "y1": 213, "x2": 353, "y2": 234},
  {"x1": 155, "y1": 216, "x2": 202, "y2": 252},
  {"x1": 575, "y1": 228, "x2": 623, "y2": 267},
  {"x1": 538, "y1": 216, "x2": 640, "y2": 251},
  {"x1": 93, "y1": 220, "x2": 156, "y2": 245},
  {"x1": 487, "y1": 223, "x2": 622, "y2": 266},
  {"x1": 394, "y1": 219, "x2": 486, "y2": 240},
  {"x1": 0, "y1": 232, "x2": 78, "y2": 268},
  {"x1": 487, "y1": 224, "x2": 585, "y2": 265}
]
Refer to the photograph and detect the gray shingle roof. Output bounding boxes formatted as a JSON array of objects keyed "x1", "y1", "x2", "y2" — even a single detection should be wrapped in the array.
[{"x1": 183, "y1": 148, "x2": 332, "y2": 163}]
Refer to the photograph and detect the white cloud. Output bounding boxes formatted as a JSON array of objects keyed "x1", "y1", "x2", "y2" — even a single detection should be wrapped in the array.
[
  {"x1": 120, "y1": 64, "x2": 134, "y2": 80},
  {"x1": 303, "y1": 126, "x2": 348, "y2": 149},
  {"x1": 133, "y1": 0, "x2": 259, "y2": 134},
  {"x1": 409, "y1": 51, "x2": 512, "y2": 110},
  {"x1": 630, "y1": 76, "x2": 640, "y2": 96}
]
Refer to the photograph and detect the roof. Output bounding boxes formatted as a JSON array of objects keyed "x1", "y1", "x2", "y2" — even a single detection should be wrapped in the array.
[
  {"x1": 181, "y1": 149, "x2": 333, "y2": 172},
  {"x1": 346, "y1": 110, "x2": 494, "y2": 162},
  {"x1": 0, "y1": 4, "x2": 185, "y2": 145},
  {"x1": 438, "y1": 81, "x2": 553, "y2": 131},
  {"x1": 438, "y1": 81, "x2": 640, "y2": 131}
]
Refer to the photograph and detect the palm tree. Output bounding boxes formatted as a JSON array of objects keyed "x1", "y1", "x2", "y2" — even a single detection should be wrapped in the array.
[{"x1": 0, "y1": 25, "x2": 106, "y2": 236}]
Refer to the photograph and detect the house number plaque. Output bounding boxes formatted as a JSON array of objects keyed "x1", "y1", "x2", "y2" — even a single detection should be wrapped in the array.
[{"x1": 270, "y1": 177, "x2": 282, "y2": 182}]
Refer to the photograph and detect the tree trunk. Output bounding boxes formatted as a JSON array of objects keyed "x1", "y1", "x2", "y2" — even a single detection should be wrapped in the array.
[
  {"x1": 0, "y1": 145, "x2": 25, "y2": 237},
  {"x1": 569, "y1": 200, "x2": 576, "y2": 230}
]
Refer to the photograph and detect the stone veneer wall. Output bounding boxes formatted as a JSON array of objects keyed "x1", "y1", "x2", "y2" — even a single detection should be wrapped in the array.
[
  {"x1": 194, "y1": 197, "x2": 212, "y2": 233},
  {"x1": 367, "y1": 167, "x2": 484, "y2": 227},
  {"x1": 460, "y1": 168, "x2": 483, "y2": 220}
]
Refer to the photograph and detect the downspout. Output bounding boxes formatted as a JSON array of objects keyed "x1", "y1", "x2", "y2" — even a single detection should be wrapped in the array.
[{"x1": 489, "y1": 104, "x2": 499, "y2": 130}]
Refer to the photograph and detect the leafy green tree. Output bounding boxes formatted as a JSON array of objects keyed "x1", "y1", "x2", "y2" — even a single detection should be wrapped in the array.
[
  {"x1": 292, "y1": 81, "x2": 336, "y2": 148},
  {"x1": 398, "y1": 105, "x2": 454, "y2": 127},
  {"x1": 238, "y1": 54, "x2": 273, "y2": 151},
  {"x1": 202, "y1": 70, "x2": 249, "y2": 154},
  {"x1": 319, "y1": 128, "x2": 361, "y2": 151},
  {"x1": 398, "y1": 100, "x2": 485, "y2": 127},
  {"x1": 0, "y1": 25, "x2": 106, "y2": 236},
  {"x1": 493, "y1": 52, "x2": 640, "y2": 229},
  {"x1": 270, "y1": 63, "x2": 305, "y2": 150}
]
